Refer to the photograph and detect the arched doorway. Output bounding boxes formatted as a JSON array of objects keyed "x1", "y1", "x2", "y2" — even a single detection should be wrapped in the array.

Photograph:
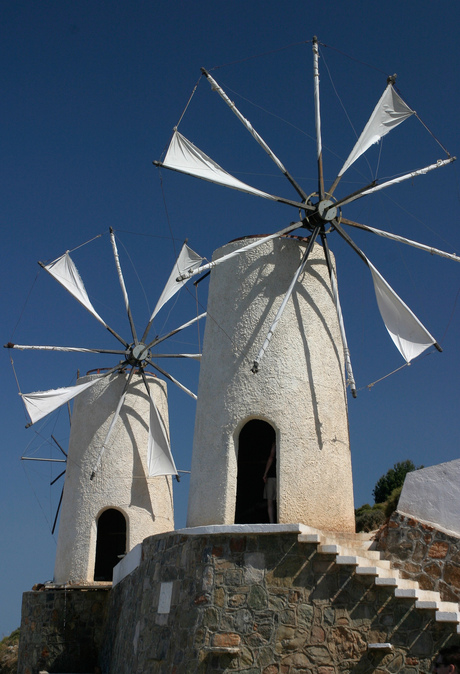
[
  {"x1": 235, "y1": 420, "x2": 276, "y2": 524},
  {"x1": 94, "y1": 508, "x2": 127, "y2": 581}
]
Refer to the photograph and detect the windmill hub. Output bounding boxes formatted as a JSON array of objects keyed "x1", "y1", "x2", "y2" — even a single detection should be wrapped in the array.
[
  {"x1": 129, "y1": 342, "x2": 151, "y2": 365},
  {"x1": 317, "y1": 199, "x2": 337, "y2": 222}
]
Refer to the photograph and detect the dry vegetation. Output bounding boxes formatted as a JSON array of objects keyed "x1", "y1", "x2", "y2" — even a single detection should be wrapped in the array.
[{"x1": 0, "y1": 629, "x2": 19, "y2": 674}]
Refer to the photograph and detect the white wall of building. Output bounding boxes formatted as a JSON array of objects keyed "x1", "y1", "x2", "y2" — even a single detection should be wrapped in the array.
[
  {"x1": 398, "y1": 459, "x2": 460, "y2": 536},
  {"x1": 54, "y1": 372, "x2": 174, "y2": 584},
  {"x1": 188, "y1": 236, "x2": 355, "y2": 532}
]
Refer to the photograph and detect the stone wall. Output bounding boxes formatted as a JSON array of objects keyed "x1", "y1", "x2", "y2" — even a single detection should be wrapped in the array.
[
  {"x1": 101, "y1": 530, "x2": 458, "y2": 673},
  {"x1": 377, "y1": 511, "x2": 460, "y2": 603},
  {"x1": 17, "y1": 586, "x2": 110, "y2": 674}
]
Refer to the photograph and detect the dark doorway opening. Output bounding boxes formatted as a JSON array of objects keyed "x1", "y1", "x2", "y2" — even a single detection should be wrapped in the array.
[
  {"x1": 235, "y1": 420, "x2": 276, "y2": 524},
  {"x1": 94, "y1": 508, "x2": 127, "y2": 581}
]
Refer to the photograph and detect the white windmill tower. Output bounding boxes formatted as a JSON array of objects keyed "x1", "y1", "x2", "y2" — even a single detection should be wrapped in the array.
[
  {"x1": 154, "y1": 37, "x2": 458, "y2": 530},
  {"x1": 6, "y1": 230, "x2": 204, "y2": 582}
]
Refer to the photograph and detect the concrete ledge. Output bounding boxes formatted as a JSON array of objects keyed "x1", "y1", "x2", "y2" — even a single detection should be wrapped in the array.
[
  {"x1": 113, "y1": 543, "x2": 142, "y2": 586},
  {"x1": 368, "y1": 643, "x2": 393, "y2": 652},
  {"x1": 176, "y1": 523, "x2": 310, "y2": 536}
]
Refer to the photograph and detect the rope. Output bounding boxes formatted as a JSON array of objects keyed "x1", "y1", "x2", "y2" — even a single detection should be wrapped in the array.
[
  {"x1": 414, "y1": 112, "x2": 452, "y2": 157},
  {"x1": 363, "y1": 362, "x2": 411, "y2": 390},
  {"x1": 175, "y1": 74, "x2": 203, "y2": 130},
  {"x1": 68, "y1": 233, "x2": 103, "y2": 255}
]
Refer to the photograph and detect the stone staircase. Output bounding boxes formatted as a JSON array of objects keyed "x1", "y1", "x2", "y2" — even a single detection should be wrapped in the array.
[{"x1": 298, "y1": 525, "x2": 460, "y2": 637}]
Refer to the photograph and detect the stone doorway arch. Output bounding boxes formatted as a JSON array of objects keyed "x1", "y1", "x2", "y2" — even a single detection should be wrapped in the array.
[
  {"x1": 235, "y1": 419, "x2": 276, "y2": 524},
  {"x1": 94, "y1": 508, "x2": 127, "y2": 581}
]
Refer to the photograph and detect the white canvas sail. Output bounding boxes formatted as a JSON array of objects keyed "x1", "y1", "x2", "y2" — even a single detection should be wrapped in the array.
[
  {"x1": 339, "y1": 85, "x2": 414, "y2": 177},
  {"x1": 43, "y1": 253, "x2": 107, "y2": 327},
  {"x1": 21, "y1": 375, "x2": 105, "y2": 425},
  {"x1": 150, "y1": 243, "x2": 203, "y2": 321},
  {"x1": 147, "y1": 393, "x2": 177, "y2": 477},
  {"x1": 161, "y1": 130, "x2": 277, "y2": 201},
  {"x1": 368, "y1": 261, "x2": 436, "y2": 362}
]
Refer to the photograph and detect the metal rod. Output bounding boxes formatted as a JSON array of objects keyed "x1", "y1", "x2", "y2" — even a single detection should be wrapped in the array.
[
  {"x1": 51, "y1": 485, "x2": 64, "y2": 535},
  {"x1": 50, "y1": 469, "x2": 66, "y2": 486},
  {"x1": 21, "y1": 457, "x2": 66, "y2": 463},
  {"x1": 51, "y1": 435, "x2": 68, "y2": 457},
  {"x1": 110, "y1": 227, "x2": 138, "y2": 345},
  {"x1": 145, "y1": 358, "x2": 197, "y2": 400},
  {"x1": 3, "y1": 343, "x2": 127, "y2": 355}
]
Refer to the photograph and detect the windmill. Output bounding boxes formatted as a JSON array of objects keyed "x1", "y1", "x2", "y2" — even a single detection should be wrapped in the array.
[
  {"x1": 5, "y1": 228, "x2": 205, "y2": 479},
  {"x1": 153, "y1": 38, "x2": 458, "y2": 530},
  {"x1": 5, "y1": 229, "x2": 205, "y2": 582},
  {"x1": 154, "y1": 37, "x2": 458, "y2": 398}
]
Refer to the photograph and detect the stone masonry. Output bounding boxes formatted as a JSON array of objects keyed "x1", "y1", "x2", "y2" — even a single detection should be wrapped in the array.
[
  {"x1": 17, "y1": 585, "x2": 110, "y2": 674},
  {"x1": 378, "y1": 512, "x2": 460, "y2": 604},
  {"x1": 99, "y1": 529, "x2": 458, "y2": 673}
]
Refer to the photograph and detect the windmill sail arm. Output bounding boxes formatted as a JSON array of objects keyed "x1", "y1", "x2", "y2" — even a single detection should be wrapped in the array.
[
  {"x1": 39, "y1": 254, "x2": 107, "y2": 330},
  {"x1": 334, "y1": 222, "x2": 440, "y2": 362},
  {"x1": 145, "y1": 358, "x2": 197, "y2": 400},
  {"x1": 360, "y1": 157, "x2": 456, "y2": 198},
  {"x1": 333, "y1": 158, "x2": 455, "y2": 211},
  {"x1": 146, "y1": 312, "x2": 207, "y2": 350},
  {"x1": 110, "y1": 228, "x2": 138, "y2": 344},
  {"x1": 39, "y1": 254, "x2": 130, "y2": 349},
  {"x1": 148, "y1": 393, "x2": 177, "y2": 477},
  {"x1": 312, "y1": 37, "x2": 325, "y2": 200},
  {"x1": 21, "y1": 371, "x2": 115, "y2": 427},
  {"x1": 4, "y1": 342, "x2": 127, "y2": 355},
  {"x1": 152, "y1": 353, "x2": 201, "y2": 359},
  {"x1": 153, "y1": 132, "x2": 313, "y2": 212},
  {"x1": 201, "y1": 68, "x2": 310, "y2": 202},
  {"x1": 145, "y1": 242, "x2": 204, "y2": 338},
  {"x1": 338, "y1": 83, "x2": 415, "y2": 178},
  {"x1": 341, "y1": 218, "x2": 460, "y2": 263},
  {"x1": 176, "y1": 221, "x2": 304, "y2": 281}
]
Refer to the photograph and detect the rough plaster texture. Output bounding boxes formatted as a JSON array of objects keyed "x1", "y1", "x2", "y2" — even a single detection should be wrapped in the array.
[
  {"x1": 54, "y1": 372, "x2": 174, "y2": 584},
  {"x1": 188, "y1": 236, "x2": 354, "y2": 531},
  {"x1": 398, "y1": 459, "x2": 460, "y2": 537}
]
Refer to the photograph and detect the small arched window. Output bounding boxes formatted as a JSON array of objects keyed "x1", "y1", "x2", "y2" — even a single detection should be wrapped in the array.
[
  {"x1": 235, "y1": 419, "x2": 276, "y2": 524},
  {"x1": 94, "y1": 508, "x2": 127, "y2": 581}
]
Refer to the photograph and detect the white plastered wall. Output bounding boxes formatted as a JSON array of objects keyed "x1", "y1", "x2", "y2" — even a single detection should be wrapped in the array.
[
  {"x1": 54, "y1": 372, "x2": 174, "y2": 584},
  {"x1": 187, "y1": 236, "x2": 355, "y2": 532},
  {"x1": 398, "y1": 459, "x2": 460, "y2": 537}
]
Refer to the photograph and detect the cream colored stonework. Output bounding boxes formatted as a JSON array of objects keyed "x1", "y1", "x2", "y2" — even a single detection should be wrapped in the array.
[
  {"x1": 54, "y1": 372, "x2": 174, "y2": 584},
  {"x1": 187, "y1": 236, "x2": 355, "y2": 532}
]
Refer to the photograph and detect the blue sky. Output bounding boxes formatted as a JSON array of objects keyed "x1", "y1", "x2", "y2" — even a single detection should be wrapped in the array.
[{"x1": 1, "y1": 1, "x2": 459, "y2": 638}]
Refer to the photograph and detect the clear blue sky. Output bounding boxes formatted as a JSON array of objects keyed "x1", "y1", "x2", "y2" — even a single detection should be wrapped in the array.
[{"x1": 1, "y1": 1, "x2": 459, "y2": 638}]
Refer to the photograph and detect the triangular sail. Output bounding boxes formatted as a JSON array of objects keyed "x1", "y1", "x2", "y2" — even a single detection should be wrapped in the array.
[
  {"x1": 368, "y1": 261, "x2": 437, "y2": 362},
  {"x1": 147, "y1": 393, "x2": 177, "y2": 477},
  {"x1": 43, "y1": 253, "x2": 107, "y2": 327},
  {"x1": 21, "y1": 375, "x2": 105, "y2": 425},
  {"x1": 150, "y1": 243, "x2": 203, "y2": 321},
  {"x1": 161, "y1": 130, "x2": 277, "y2": 201},
  {"x1": 338, "y1": 84, "x2": 414, "y2": 177}
]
